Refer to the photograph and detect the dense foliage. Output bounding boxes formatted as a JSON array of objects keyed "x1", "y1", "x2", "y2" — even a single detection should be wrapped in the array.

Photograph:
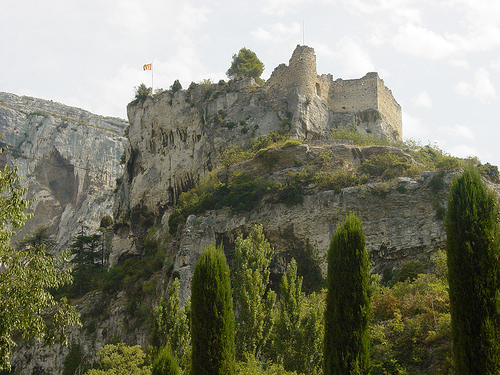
[
  {"x1": 0, "y1": 163, "x2": 80, "y2": 371},
  {"x1": 226, "y1": 48, "x2": 265, "y2": 84},
  {"x1": 324, "y1": 212, "x2": 370, "y2": 375},
  {"x1": 84, "y1": 343, "x2": 151, "y2": 375},
  {"x1": 152, "y1": 344, "x2": 180, "y2": 375},
  {"x1": 445, "y1": 166, "x2": 500, "y2": 374},
  {"x1": 233, "y1": 225, "x2": 276, "y2": 359},
  {"x1": 152, "y1": 278, "x2": 191, "y2": 372},
  {"x1": 191, "y1": 244, "x2": 235, "y2": 375}
]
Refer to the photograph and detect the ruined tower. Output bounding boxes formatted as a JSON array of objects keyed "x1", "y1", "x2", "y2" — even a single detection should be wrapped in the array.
[{"x1": 267, "y1": 45, "x2": 402, "y2": 141}]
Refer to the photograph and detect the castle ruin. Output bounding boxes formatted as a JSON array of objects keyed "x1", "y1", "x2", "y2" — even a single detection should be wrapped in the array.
[{"x1": 267, "y1": 45, "x2": 402, "y2": 141}]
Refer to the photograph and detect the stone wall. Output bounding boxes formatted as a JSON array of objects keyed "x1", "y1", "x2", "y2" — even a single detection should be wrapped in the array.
[
  {"x1": 377, "y1": 77, "x2": 402, "y2": 137},
  {"x1": 328, "y1": 73, "x2": 379, "y2": 112},
  {"x1": 266, "y1": 46, "x2": 402, "y2": 141}
]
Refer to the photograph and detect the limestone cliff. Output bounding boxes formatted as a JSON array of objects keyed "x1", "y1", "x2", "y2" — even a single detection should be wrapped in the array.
[
  {"x1": 0, "y1": 92, "x2": 127, "y2": 249},
  {"x1": 113, "y1": 46, "x2": 402, "y2": 265},
  {"x1": 6, "y1": 46, "x2": 475, "y2": 375}
]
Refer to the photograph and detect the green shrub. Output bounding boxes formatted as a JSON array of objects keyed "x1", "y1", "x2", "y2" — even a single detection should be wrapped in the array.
[
  {"x1": 152, "y1": 344, "x2": 180, "y2": 375},
  {"x1": 170, "y1": 80, "x2": 182, "y2": 93},
  {"x1": 275, "y1": 181, "x2": 304, "y2": 205},
  {"x1": 219, "y1": 146, "x2": 254, "y2": 168},
  {"x1": 359, "y1": 153, "x2": 422, "y2": 180},
  {"x1": 168, "y1": 173, "x2": 274, "y2": 233},
  {"x1": 63, "y1": 341, "x2": 86, "y2": 375},
  {"x1": 282, "y1": 139, "x2": 302, "y2": 148},
  {"x1": 330, "y1": 126, "x2": 392, "y2": 146},
  {"x1": 134, "y1": 83, "x2": 150, "y2": 101},
  {"x1": 393, "y1": 261, "x2": 426, "y2": 283},
  {"x1": 478, "y1": 162, "x2": 500, "y2": 183},
  {"x1": 314, "y1": 167, "x2": 368, "y2": 193},
  {"x1": 429, "y1": 171, "x2": 445, "y2": 192}
]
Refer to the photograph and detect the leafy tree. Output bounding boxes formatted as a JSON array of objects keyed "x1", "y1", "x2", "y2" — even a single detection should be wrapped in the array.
[
  {"x1": 0, "y1": 163, "x2": 80, "y2": 371},
  {"x1": 135, "y1": 83, "x2": 151, "y2": 101},
  {"x1": 324, "y1": 212, "x2": 370, "y2": 375},
  {"x1": 233, "y1": 225, "x2": 276, "y2": 359},
  {"x1": 445, "y1": 166, "x2": 500, "y2": 374},
  {"x1": 236, "y1": 353, "x2": 298, "y2": 374},
  {"x1": 152, "y1": 344, "x2": 179, "y2": 375},
  {"x1": 152, "y1": 278, "x2": 191, "y2": 371},
  {"x1": 191, "y1": 244, "x2": 235, "y2": 375},
  {"x1": 270, "y1": 259, "x2": 324, "y2": 374},
  {"x1": 226, "y1": 48, "x2": 264, "y2": 84},
  {"x1": 84, "y1": 343, "x2": 151, "y2": 375},
  {"x1": 170, "y1": 80, "x2": 182, "y2": 93},
  {"x1": 272, "y1": 258, "x2": 303, "y2": 369}
]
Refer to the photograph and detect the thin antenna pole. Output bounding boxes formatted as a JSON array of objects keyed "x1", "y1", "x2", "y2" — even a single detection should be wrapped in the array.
[{"x1": 303, "y1": 20, "x2": 305, "y2": 45}]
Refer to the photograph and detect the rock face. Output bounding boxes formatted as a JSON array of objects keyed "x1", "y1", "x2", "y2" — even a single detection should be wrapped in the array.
[
  {"x1": 5, "y1": 46, "x2": 463, "y2": 374},
  {"x1": 113, "y1": 46, "x2": 402, "y2": 266},
  {"x1": 171, "y1": 143, "x2": 453, "y2": 301},
  {"x1": 0, "y1": 92, "x2": 127, "y2": 249}
]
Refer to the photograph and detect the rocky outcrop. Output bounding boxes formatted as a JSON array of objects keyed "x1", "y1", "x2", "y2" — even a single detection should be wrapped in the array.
[
  {"x1": 0, "y1": 92, "x2": 127, "y2": 249},
  {"x1": 172, "y1": 143, "x2": 453, "y2": 301}
]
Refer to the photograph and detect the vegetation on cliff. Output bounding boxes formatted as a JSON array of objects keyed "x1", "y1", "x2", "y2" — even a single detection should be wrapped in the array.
[{"x1": 226, "y1": 47, "x2": 265, "y2": 85}]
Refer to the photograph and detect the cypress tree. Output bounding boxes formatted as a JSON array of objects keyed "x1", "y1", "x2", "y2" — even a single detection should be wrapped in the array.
[
  {"x1": 324, "y1": 212, "x2": 370, "y2": 375},
  {"x1": 446, "y1": 166, "x2": 500, "y2": 374},
  {"x1": 191, "y1": 244, "x2": 235, "y2": 375}
]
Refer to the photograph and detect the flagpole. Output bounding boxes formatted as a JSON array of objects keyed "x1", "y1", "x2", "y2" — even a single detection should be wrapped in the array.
[{"x1": 151, "y1": 62, "x2": 154, "y2": 95}]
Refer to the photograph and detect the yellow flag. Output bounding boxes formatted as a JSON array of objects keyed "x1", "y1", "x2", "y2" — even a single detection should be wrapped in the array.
[{"x1": 143, "y1": 63, "x2": 152, "y2": 71}]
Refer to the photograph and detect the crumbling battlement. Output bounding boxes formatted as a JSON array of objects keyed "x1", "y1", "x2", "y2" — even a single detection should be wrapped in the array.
[{"x1": 267, "y1": 45, "x2": 402, "y2": 141}]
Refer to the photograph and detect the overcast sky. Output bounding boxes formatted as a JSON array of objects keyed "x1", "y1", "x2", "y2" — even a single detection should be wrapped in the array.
[{"x1": 2, "y1": 0, "x2": 500, "y2": 167}]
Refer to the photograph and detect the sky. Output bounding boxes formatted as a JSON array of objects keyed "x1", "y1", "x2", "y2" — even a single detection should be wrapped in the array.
[{"x1": 2, "y1": 0, "x2": 500, "y2": 167}]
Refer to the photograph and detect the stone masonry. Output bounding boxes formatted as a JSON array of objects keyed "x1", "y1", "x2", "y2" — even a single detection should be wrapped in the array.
[{"x1": 267, "y1": 45, "x2": 402, "y2": 141}]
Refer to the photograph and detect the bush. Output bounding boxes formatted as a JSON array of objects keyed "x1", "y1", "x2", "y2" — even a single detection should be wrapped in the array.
[
  {"x1": 152, "y1": 344, "x2": 180, "y2": 375},
  {"x1": 359, "y1": 153, "x2": 422, "y2": 180},
  {"x1": 134, "y1": 83, "x2": 151, "y2": 101},
  {"x1": 170, "y1": 80, "x2": 182, "y2": 93},
  {"x1": 282, "y1": 139, "x2": 302, "y2": 148},
  {"x1": 330, "y1": 126, "x2": 392, "y2": 146},
  {"x1": 393, "y1": 261, "x2": 425, "y2": 283}
]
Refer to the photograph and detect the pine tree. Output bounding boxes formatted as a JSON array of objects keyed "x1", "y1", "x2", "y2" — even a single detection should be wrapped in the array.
[
  {"x1": 324, "y1": 212, "x2": 370, "y2": 375},
  {"x1": 226, "y1": 48, "x2": 265, "y2": 84},
  {"x1": 446, "y1": 166, "x2": 500, "y2": 374},
  {"x1": 191, "y1": 244, "x2": 235, "y2": 375},
  {"x1": 233, "y1": 224, "x2": 276, "y2": 359}
]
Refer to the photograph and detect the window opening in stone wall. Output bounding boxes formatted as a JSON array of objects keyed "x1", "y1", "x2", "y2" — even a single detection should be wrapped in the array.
[{"x1": 315, "y1": 83, "x2": 321, "y2": 97}]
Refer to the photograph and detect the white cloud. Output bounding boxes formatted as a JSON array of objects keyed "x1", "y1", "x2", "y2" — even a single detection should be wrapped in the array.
[
  {"x1": 412, "y1": 91, "x2": 433, "y2": 109},
  {"x1": 454, "y1": 68, "x2": 497, "y2": 104},
  {"x1": 316, "y1": 37, "x2": 376, "y2": 78},
  {"x1": 259, "y1": 0, "x2": 310, "y2": 16},
  {"x1": 251, "y1": 23, "x2": 302, "y2": 44},
  {"x1": 391, "y1": 23, "x2": 462, "y2": 61},
  {"x1": 445, "y1": 144, "x2": 480, "y2": 159},
  {"x1": 402, "y1": 111, "x2": 428, "y2": 139},
  {"x1": 490, "y1": 57, "x2": 500, "y2": 72},
  {"x1": 438, "y1": 124, "x2": 475, "y2": 141}
]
